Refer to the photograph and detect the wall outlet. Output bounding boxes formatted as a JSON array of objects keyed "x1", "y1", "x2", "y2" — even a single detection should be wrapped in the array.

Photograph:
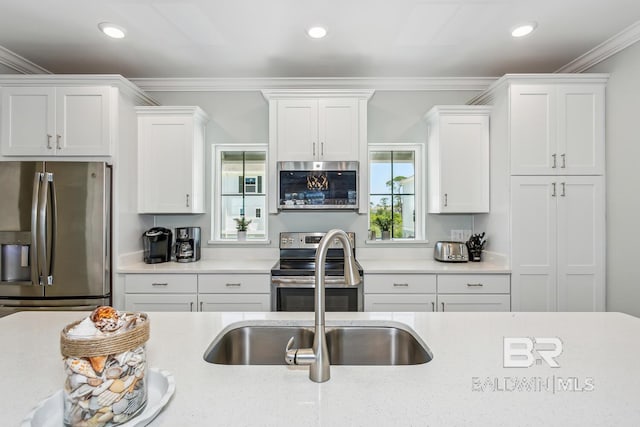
[
  {"x1": 462, "y1": 229, "x2": 472, "y2": 241},
  {"x1": 450, "y1": 229, "x2": 464, "y2": 241}
]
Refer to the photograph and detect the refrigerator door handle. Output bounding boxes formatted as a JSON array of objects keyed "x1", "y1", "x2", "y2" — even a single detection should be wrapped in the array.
[
  {"x1": 38, "y1": 173, "x2": 54, "y2": 286},
  {"x1": 31, "y1": 172, "x2": 43, "y2": 286},
  {"x1": 48, "y1": 172, "x2": 57, "y2": 283}
]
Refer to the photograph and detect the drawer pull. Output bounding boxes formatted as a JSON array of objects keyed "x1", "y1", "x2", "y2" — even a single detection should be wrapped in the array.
[
  {"x1": 226, "y1": 283, "x2": 242, "y2": 287},
  {"x1": 152, "y1": 282, "x2": 169, "y2": 286},
  {"x1": 431, "y1": 302, "x2": 435, "y2": 312},
  {"x1": 190, "y1": 302, "x2": 194, "y2": 312},
  {"x1": 200, "y1": 301, "x2": 204, "y2": 311},
  {"x1": 441, "y1": 302, "x2": 445, "y2": 312},
  {"x1": 393, "y1": 283, "x2": 409, "y2": 287},
  {"x1": 466, "y1": 283, "x2": 484, "y2": 287}
]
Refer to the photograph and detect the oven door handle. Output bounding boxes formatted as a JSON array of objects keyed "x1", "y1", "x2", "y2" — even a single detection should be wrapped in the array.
[{"x1": 271, "y1": 277, "x2": 352, "y2": 286}]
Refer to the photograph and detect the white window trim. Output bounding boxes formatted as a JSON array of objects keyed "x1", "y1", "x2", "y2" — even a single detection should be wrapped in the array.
[
  {"x1": 367, "y1": 143, "x2": 426, "y2": 242},
  {"x1": 211, "y1": 143, "x2": 269, "y2": 243}
]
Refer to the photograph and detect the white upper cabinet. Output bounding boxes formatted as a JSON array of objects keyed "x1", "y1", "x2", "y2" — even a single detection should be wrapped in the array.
[
  {"x1": 275, "y1": 98, "x2": 359, "y2": 161},
  {"x1": 137, "y1": 106, "x2": 209, "y2": 214},
  {"x1": 510, "y1": 83, "x2": 604, "y2": 175},
  {"x1": 1, "y1": 86, "x2": 111, "y2": 156},
  {"x1": 425, "y1": 105, "x2": 491, "y2": 213}
]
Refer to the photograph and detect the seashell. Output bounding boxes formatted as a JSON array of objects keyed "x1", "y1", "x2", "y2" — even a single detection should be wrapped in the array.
[
  {"x1": 89, "y1": 356, "x2": 107, "y2": 374},
  {"x1": 67, "y1": 358, "x2": 97, "y2": 378},
  {"x1": 96, "y1": 389, "x2": 120, "y2": 406},
  {"x1": 78, "y1": 399, "x2": 90, "y2": 410},
  {"x1": 91, "y1": 379, "x2": 114, "y2": 396},
  {"x1": 97, "y1": 410, "x2": 114, "y2": 423},
  {"x1": 114, "y1": 351, "x2": 131, "y2": 366},
  {"x1": 69, "y1": 384, "x2": 94, "y2": 400},
  {"x1": 87, "y1": 377, "x2": 103, "y2": 387},
  {"x1": 123, "y1": 392, "x2": 145, "y2": 415},
  {"x1": 109, "y1": 379, "x2": 126, "y2": 393},
  {"x1": 105, "y1": 366, "x2": 123, "y2": 379},
  {"x1": 69, "y1": 374, "x2": 88, "y2": 390},
  {"x1": 122, "y1": 375, "x2": 135, "y2": 390},
  {"x1": 126, "y1": 353, "x2": 143, "y2": 367},
  {"x1": 113, "y1": 414, "x2": 129, "y2": 424},
  {"x1": 89, "y1": 396, "x2": 101, "y2": 411},
  {"x1": 112, "y1": 397, "x2": 128, "y2": 415}
]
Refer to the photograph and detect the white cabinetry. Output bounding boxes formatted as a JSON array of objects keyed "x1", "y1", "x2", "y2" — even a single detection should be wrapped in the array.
[
  {"x1": 1, "y1": 86, "x2": 111, "y2": 156},
  {"x1": 136, "y1": 107, "x2": 209, "y2": 214},
  {"x1": 124, "y1": 274, "x2": 198, "y2": 312},
  {"x1": 262, "y1": 90, "x2": 374, "y2": 213},
  {"x1": 364, "y1": 273, "x2": 510, "y2": 312},
  {"x1": 510, "y1": 84, "x2": 604, "y2": 176},
  {"x1": 425, "y1": 106, "x2": 491, "y2": 213},
  {"x1": 511, "y1": 176, "x2": 605, "y2": 311},
  {"x1": 364, "y1": 274, "x2": 437, "y2": 312},
  {"x1": 124, "y1": 273, "x2": 271, "y2": 312},
  {"x1": 198, "y1": 274, "x2": 270, "y2": 312},
  {"x1": 275, "y1": 98, "x2": 359, "y2": 161},
  {"x1": 436, "y1": 274, "x2": 511, "y2": 312}
]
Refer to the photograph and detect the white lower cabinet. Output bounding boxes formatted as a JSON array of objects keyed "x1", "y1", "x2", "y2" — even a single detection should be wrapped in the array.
[
  {"x1": 124, "y1": 273, "x2": 271, "y2": 312},
  {"x1": 364, "y1": 273, "x2": 511, "y2": 312},
  {"x1": 197, "y1": 273, "x2": 271, "y2": 312}
]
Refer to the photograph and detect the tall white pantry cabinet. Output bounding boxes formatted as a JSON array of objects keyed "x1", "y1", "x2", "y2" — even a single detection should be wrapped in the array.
[{"x1": 471, "y1": 74, "x2": 607, "y2": 312}]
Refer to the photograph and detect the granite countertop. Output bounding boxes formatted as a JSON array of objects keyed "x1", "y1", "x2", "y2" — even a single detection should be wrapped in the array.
[{"x1": 3, "y1": 311, "x2": 639, "y2": 426}]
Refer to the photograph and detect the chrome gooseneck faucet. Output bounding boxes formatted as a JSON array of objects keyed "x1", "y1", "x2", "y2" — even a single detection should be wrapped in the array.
[{"x1": 285, "y1": 229, "x2": 361, "y2": 382}]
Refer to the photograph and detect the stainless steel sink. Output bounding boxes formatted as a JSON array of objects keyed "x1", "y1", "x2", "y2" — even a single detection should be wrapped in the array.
[{"x1": 203, "y1": 321, "x2": 433, "y2": 365}]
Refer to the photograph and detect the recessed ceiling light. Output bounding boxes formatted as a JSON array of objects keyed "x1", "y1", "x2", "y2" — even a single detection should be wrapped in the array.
[
  {"x1": 511, "y1": 23, "x2": 537, "y2": 38},
  {"x1": 98, "y1": 22, "x2": 126, "y2": 39},
  {"x1": 307, "y1": 26, "x2": 327, "y2": 39}
]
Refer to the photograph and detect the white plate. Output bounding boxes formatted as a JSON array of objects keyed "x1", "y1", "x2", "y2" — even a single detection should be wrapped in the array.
[{"x1": 21, "y1": 368, "x2": 175, "y2": 427}]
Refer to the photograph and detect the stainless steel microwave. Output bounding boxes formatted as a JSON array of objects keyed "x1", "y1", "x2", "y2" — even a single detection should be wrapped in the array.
[{"x1": 277, "y1": 161, "x2": 358, "y2": 210}]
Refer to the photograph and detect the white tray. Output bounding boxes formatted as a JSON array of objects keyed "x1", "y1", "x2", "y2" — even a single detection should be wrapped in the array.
[{"x1": 21, "y1": 368, "x2": 175, "y2": 427}]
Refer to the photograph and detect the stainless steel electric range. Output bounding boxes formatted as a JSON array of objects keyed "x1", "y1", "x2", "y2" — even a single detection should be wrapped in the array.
[{"x1": 270, "y1": 232, "x2": 363, "y2": 312}]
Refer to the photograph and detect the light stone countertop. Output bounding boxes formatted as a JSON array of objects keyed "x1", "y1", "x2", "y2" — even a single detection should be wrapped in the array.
[
  {"x1": 3, "y1": 311, "x2": 639, "y2": 426},
  {"x1": 118, "y1": 258, "x2": 510, "y2": 274}
]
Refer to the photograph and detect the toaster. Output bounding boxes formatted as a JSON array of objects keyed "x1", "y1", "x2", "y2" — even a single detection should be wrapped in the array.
[{"x1": 434, "y1": 241, "x2": 469, "y2": 262}]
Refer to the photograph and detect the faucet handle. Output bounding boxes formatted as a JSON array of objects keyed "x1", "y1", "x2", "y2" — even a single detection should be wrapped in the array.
[{"x1": 285, "y1": 337, "x2": 296, "y2": 365}]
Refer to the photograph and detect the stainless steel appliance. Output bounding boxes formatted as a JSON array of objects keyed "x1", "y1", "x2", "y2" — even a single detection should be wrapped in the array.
[
  {"x1": 175, "y1": 226, "x2": 201, "y2": 263},
  {"x1": 277, "y1": 161, "x2": 358, "y2": 210},
  {"x1": 142, "y1": 227, "x2": 172, "y2": 264},
  {"x1": 434, "y1": 241, "x2": 469, "y2": 262},
  {"x1": 271, "y1": 232, "x2": 363, "y2": 311},
  {"x1": 0, "y1": 162, "x2": 111, "y2": 315}
]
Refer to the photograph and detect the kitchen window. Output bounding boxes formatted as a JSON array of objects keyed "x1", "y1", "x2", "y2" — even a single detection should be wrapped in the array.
[
  {"x1": 368, "y1": 144, "x2": 424, "y2": 241},
  {"x1": 213, "y1": 145, "x2": 268, "y2": 241}
]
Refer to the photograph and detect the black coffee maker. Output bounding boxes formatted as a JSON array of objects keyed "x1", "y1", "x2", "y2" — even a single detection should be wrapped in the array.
[
  {"x1": 175, "y1": 227, "x2": 201, "y2": 263},
  {"x1": 142, "y1": 227, "x2": 172, "y2": 264}
]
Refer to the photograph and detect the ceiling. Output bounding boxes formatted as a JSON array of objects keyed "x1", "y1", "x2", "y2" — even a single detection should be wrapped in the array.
[{"x1": 1, "y1": 0, "x2": 640, "y2": 78}]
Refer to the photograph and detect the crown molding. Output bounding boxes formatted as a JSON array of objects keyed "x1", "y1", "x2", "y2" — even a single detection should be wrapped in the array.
[
  {"x1": 0, "y1": 45, "x2": 51, "y2": 75},
  {"x1": 556, "y1": 20, "x2": 640, "y2": 73},
  {"x1": 0, "y1": 74, "x2": 158, "y2": 105},
  {"x1": 130, "y1": 77, "x2": 497, "y2": 92}
]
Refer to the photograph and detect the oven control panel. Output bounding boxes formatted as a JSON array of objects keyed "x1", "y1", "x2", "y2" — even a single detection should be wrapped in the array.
[{"x1": 279, "y1": 232, "x2": 355, "y2": 249}]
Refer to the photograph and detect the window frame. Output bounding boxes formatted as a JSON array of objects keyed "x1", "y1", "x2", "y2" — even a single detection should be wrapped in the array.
[
  {"x1": 211, "y1": 143, "x2": 269, "y2": 243},
  {"x1": 367, "y1": 143, "x2": 426, "y2": 242}
]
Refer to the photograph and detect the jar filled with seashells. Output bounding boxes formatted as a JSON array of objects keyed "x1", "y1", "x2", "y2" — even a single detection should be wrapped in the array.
[{"x1": 60, "y1": 306, "x2": 150, "y2": 427}]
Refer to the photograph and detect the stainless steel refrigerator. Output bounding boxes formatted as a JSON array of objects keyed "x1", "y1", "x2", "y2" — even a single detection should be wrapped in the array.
[{"x1": 0, "y1": 162, "x2": 111, "y2": 315}]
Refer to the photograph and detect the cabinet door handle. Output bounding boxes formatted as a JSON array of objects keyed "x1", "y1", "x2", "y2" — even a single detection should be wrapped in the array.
[
  {"x1": 551, "y1": 183, "x2": 556, "y2": 197},
  {"x1": 561, "y1": 153, "x2": 566, "y2": 168},
  {"x1": 151, "y1": 282, "x2": 168, "y2": 286},
  {"x1": 393, "y1": 283, "x2": 409, "y2": 287},
  {"x1": 47, "y1": 134, "x2": 53, "y2": 149},
  {"x1": 561, "y1": 182, "x2": 566, "y2": 197},
  {"x1": 226, "y1": 282, "x2": 241, "y2": 287},
  {"x1": 444, "y1": 193, "x2": 448, "y2": 207},
  {"x1": 552, "y1": 154, "x2": 557, "y2": 168},
  {"x1": 56, "y1": 134, "x2": 61, "y2": 150},
  {"x1": 313, "y1": 142, "x2": 316, "y2": 156},
  {"x1": 200, "y1": 301, "x2": 204, "y2": 311},
  {"x1": 466, "y1": 283, "x2": 483, "y2": 287},
  {"x1": 441, "y1": 302, "x2": 445, "y2": 312},
  {"x1": 431, "y1": 301, "x2": 435, "y2": 312},
  {"x1": 190, "y1": 302, "x2": 194, "y2": 312},
  {"x1": 186, "y1": 194, "x2": 190, "y2": 208},
  {"x1": 321, "y1": 142, "x2": 324, "y2": 156}
]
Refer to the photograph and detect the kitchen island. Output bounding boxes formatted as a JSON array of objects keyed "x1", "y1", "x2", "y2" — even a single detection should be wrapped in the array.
[{"x1": 2, "y1": 311, "x2": 639, "y2": 426}]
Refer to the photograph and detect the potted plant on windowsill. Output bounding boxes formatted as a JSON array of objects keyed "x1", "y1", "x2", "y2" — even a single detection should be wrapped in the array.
[
  {"x1": 234, "y1": 216, "x2": 252, "y2": 241},
  {"x1": 374, "y1": 215, "x2": 392, "y2": 240}
]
